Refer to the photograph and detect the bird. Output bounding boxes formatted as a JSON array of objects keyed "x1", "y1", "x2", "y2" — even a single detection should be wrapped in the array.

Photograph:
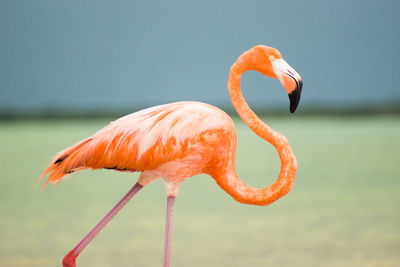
[{"x1": 39, "y1": 45, "x2": 302, "y2": 267}]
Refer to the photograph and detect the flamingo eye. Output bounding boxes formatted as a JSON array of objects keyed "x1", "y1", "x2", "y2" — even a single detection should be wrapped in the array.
[{"x1": 269, "y1": 55, "x2": 276, "y2": 62}]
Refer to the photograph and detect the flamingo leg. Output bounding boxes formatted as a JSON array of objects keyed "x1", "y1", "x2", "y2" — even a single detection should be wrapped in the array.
[
  {"x1": 163, "y1": 196, "x2": 176, "y2": 267},
  {"x1": 62, "y1": 182, "x2": 143, "y2": 267}
]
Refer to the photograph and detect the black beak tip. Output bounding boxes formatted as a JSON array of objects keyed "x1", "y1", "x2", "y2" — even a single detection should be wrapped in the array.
[{"x1": 288, "y1": 80, "x2": 303, "y2": 113}]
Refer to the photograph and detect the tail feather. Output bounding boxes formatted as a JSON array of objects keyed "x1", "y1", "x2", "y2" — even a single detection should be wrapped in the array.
[{"x1": 39, "y1": 138, "x2": 92, "y2": 191}]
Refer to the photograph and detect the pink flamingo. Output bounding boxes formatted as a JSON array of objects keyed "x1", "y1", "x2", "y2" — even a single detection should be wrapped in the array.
[{"x1": 39, "y1": 45, "x2": 302, "y2": 267}]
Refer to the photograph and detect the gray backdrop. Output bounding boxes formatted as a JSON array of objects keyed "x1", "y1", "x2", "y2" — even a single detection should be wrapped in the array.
[{"x1": 1, "y1": 0, "x2": 399, "y2": 113}]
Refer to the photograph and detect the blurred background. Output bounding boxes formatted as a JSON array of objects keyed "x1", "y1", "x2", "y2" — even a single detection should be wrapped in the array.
[{"x1": 0, "y1": 1, "x2": 399, "y2": 266}]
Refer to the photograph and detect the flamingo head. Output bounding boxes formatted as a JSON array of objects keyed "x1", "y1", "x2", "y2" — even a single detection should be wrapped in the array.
[{"x1": 256, "y1": 46, "x2": 303, "y2": 113}]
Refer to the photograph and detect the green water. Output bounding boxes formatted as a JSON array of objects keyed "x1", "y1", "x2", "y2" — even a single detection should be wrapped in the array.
[{"x1": 0, "y1": 116, "x2": 399, "y2": 267}]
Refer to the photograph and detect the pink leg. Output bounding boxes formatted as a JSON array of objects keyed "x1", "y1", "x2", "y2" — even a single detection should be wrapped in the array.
[
  {"x1": 62, "y1": 182, "x2": 143, "y2": 267},
  {"x1": 163, "y1": 196, "x2": 176, "y2": 267}
]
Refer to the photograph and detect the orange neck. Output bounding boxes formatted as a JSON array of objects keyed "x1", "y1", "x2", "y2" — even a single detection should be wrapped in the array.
[{"x1": 213, "y1": 47, "x2": 297, "y2": 206}]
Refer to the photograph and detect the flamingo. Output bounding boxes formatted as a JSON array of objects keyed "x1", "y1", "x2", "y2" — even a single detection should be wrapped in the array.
[{"x1": 39, "y1": 45, "x2": 302, "y2": 267}]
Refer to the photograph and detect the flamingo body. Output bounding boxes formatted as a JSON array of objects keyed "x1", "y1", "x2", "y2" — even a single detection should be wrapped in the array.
[{"x1": 41, "y1": 101, "x2": 236, "y2": 196}]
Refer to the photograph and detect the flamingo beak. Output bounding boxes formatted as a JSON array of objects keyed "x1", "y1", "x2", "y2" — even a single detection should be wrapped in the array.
[
  {"x1": 272, "y1": 58, "x2": 303, "y2": 113},
  {"x1": 288, "y1": 78, "x2": 303, "y2": 113}
]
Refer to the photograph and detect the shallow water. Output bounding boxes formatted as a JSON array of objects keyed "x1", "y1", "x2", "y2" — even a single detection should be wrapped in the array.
[{"x1": 0, "y1": 116, "x2": 399, "y2": 266}]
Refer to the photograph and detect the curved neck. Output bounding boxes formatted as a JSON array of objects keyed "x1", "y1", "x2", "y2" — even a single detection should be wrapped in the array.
[{"x1": 214, "y1": 49, "x2": 297, "y2": 206}]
